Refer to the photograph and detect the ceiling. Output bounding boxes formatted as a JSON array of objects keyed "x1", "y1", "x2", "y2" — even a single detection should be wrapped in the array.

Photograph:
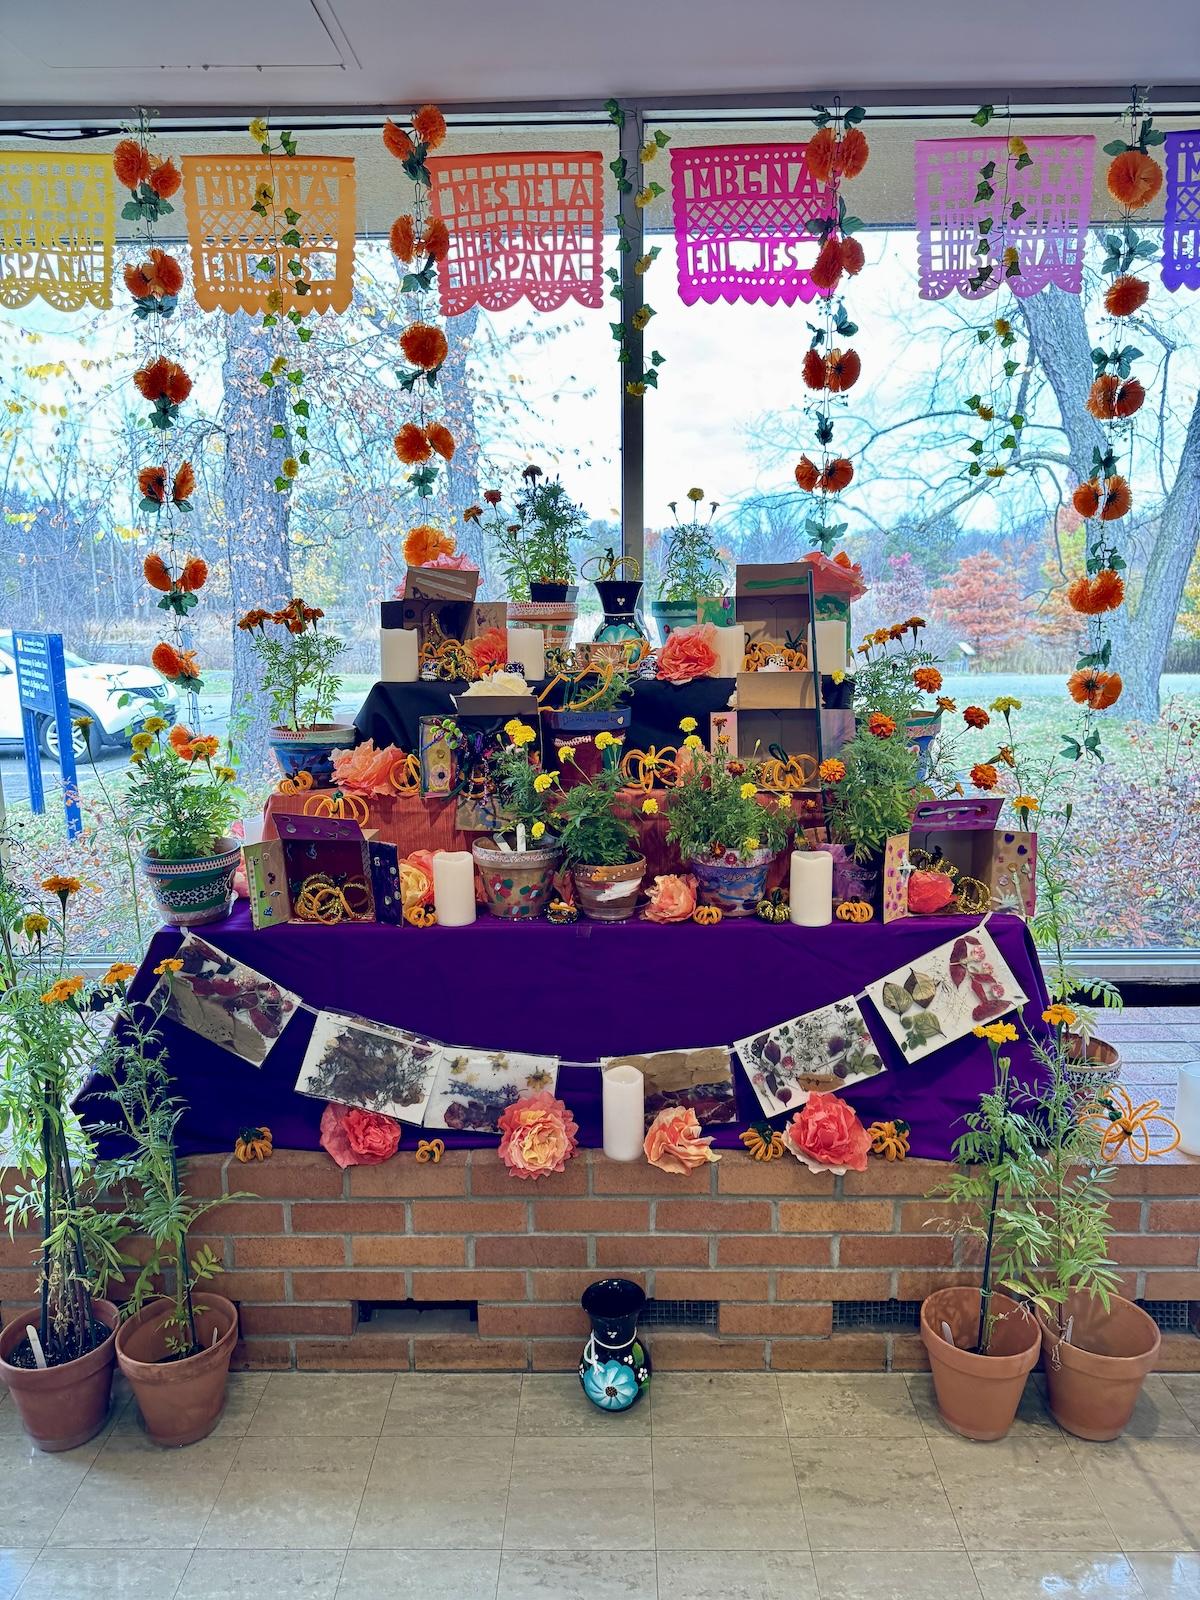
[{"x1": 2, "y1": 0, "x2": 1199, "y2": 115}]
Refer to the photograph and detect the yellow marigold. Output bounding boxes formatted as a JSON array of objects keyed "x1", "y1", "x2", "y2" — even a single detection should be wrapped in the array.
[
  {"x1": 974, "y1": 1020, "x2": 1018, "y2": 1045},
  {"x1": 509, "y1": 722, "x2": 536, "y2": 747},
  {"x1": 743, "y1": 836, "x2": 761, "y2": 852},
  {"x1": 503, "y1": 718, "x2": 523, "y2": 739},
  {"x1": 533, "y1": 773, "x2": 553, "y2": 793},
  {"x1": 130, "y1": 732, "x2": 154, "y2": 753},
  {"x1": 683, "y1": 734, "x2": 702, "y2": 750},
  {"x1": 530, "y1": 821, "x2": 546, "y2": 840},
  {"x1": 153, "y1": 958, "x2": 183, "y2": 976},
  {"x1": 73, "y1": 714, "x2": 94, "y2": 732},
  {"x1": 281, "y1": 457, "x2": 299, "y2": 480},
  {"x1": 1042, "y1": 1003, "x2": 1077, "y2": 1028},
  {"x1": 641, "y1": 797, "x2": 659, "y2": 815},
  {"x1": 41, "y1": 875, "x2": 81, "y2": 897},
  {"x1": 594, "y1": 730, "x2": 616, "y2": 750},
  {"x1": 141, "y1": 716, "x2": 168, "y2": 735},
  {"x1": 102, "y1": 962, "x2": 138, "y2": 986},
  {"x1": 1012, "y1": 794, "x2": 1039, "y2": 814},
  {"x1": 991, "y1": 696, "x2": 1022, "y2": 714},
  {"x1": 22, "y1": 913, "x2": 49, "y2": 937},
  {"x1": 740, "y1": 781, "x2": 757, "y2": 799},
  {"x1": 255, "y1": 181, "x2": 273, "y2": 206},
  {"x1": 248, "y1": 117, "x2": 269, "y2": 144},
  {"x1": 936, "y1": 696, "x2": 957, "y2": 713},
  {"x1": 818, "y1": 758, "x2": 846, "y2": 783},
  {"x1": 40, "y1": 975, "x2": 85, "y2": 1005},
  {"x1": 215, "y1": 766, "x2": 237, "y2": 782},
  {"x1": 679, "y1": 716, "x2": 698, "y2": 733}
]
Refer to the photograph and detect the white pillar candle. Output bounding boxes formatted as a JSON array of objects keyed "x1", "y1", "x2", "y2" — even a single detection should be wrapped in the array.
[
  {"x1": 432, "y1": 850, "x2": 477, "y2": 927},
  {"x1": 380, "y1": 626, "x2": 419, "y2": 683},
  {"x1": 506, "y1": 627, "x2": 545, "y2": 681},
  {"x1": 602, "y1": 1064, "x2": 645, "y2": 1161},
  {"x1": 789, "y1": 849, "x2": 833, "y2": 927},
  {"x1": 1176, "y1": 1062, "x2": 1200, "y2": 1156},
  {"x1": 711, "y1": 624, "x2": 746, "y2": 678}
]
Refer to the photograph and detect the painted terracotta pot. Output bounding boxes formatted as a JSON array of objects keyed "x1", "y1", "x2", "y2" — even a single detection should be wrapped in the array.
[
  {"x1": 0, "y1": 1299, "x2": 119, "y2": 1452},
  {"x1": 650, "y1": 599, "x2": 698, "y2": 642},
  {"x1": 573, "y1": 857, "x2": 646, "y2": 923},
  {"x1": 472, "y1": 840, "x2": 563, "y2": 920},
  {"x1": 141, "y1": 836, "x2": 241, "y2": 928},
  {"x1": 904, "y1": 709, "x2": 943, "y2": 780},
  {"x1": 688, "y1": 848, "x2": 779, "y2": 917},
  {"x1": 268, "y1": 722, "x2": 357, "y2": 786},
  {"x1": 1062, "y1": 1034, "x2": 1121, "y2": 1101},
  {"x1": 578, "y1": 1278, "x2": 651, "y2": 1412}
]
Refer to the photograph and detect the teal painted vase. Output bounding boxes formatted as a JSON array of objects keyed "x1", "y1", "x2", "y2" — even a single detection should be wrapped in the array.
[
  {"x1": 688, "y1": 848, "x2": 778, "y2": 918},
  {"x1": 471, "y1": 840, "x2": 562, "y2": 920},
  {"x1": 141, "y1": 837, "x2": 241, "y2": 928},
  {"x1": 579, "y1": 1278, "x2": 651, "y2": 1412}
]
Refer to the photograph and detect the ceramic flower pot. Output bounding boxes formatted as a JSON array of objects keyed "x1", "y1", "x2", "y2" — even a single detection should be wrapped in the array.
[
  {"x1": 904, "y1": 709, "x2": 943, "y2": 780},
  {"x1": 141, "y1": 836, "x2": 241, "y2": 928},
  {"x1": 574, "y1": 857, "x2": 646, "y2": 923},
  {"x1": 1038, "y1": 1292, "x2": 1161, "y2": 1442},
  {"x1": 115, "y1": 1293, "x2": 238, "y2": 1448},
  {"x1": 472, "y1": 839, "x2": 563, "y2": 920},
  {"x1": 268, "y1": 722, "x2": 357, "y2": 786},
  {"x1": 920, "y1": 1287, "x2": 1040, "y2": 1441},
  {"x1": 507, "y1": 599, "x2": 576, "y2": 652},
  {"x1": 529, "y1": 581, "x2": 578, "y2": 604},
  {"x1": 578, "y1": 1278, "x2": 651, "y2": 1412},
  {"x1": 543, "y1": 708, "x2": 631, "y2": 789},
  {"x1": 688, "y1": 848, "x2": 778, "y2": 917},
  {"x1": 650, "y1": 599, "x2": 698, "y2": 642},
  {"x1": 593, "y1": 578, "x2": 649, "y2": 650},
  {"x1": 1062, "y1": 1034, "x2": 1121, "y2": 1102},
  {"x1": 0, "y1": 1299, "x2": 119, "y2": 1453}
]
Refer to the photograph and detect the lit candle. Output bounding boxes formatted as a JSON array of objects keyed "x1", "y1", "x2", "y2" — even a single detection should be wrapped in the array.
[
  {"x1": 602, "y1": 1063, "x2": 645, "y2": 1161},
  {"x1": 1177, "y1": 1062, "x2": 1200, "y2": 1156},
  {"x1": 432, "y1": 850, "x2": 477, "y2": 927},
  {"x1": 506, "y1": 627, "x2": 545, "y2": 681},
  {"x1": 380, "y1": 626, "x2": 419, "y2": 683},
  {"x1": 711, "y1": 624, "x2": 745, "y2": 678},
  {"x1": 789, "y1": 849, "x2": 833, "y2": 927}
]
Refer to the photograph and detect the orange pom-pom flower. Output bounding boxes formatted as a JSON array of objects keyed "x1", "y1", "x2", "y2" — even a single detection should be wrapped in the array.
[
  {"x1": 172, "y1": 462, "x2": 195, "y2": 504},
  {"x1": 810, "y1": 236, "x2": 844, "y2": 291},
  {"x1": 403, "y1": 524, "x2": 455, "y2": 567},
  {"x1": 1068, "y1": 669, "x2": 1123, "y2": 710},
  {"x1": 426, "y1": 422, "x2": 455, "y2": 460},
  {"x1": 1107, "y1": 150, "x2": 1162, "y2": 210},
  {"x1": 147, "y1": 158, "x2": 181, "y2": 199},
  {"x1": 138, "y1": 467, "x2": 167, "y2": 505},
  {"x1": 422, "y1": 218, "x2": 450, "y2": 261},
  {"x1": 143, "y1": 553, "x2": 172, "y2": 591},
  {"x1": 840, "y1": 236, "x2": 865, "y2": 275},
  {"x1": 1101, "y1": 475, "x2": 1132, "y2": 521},
  {"x1": 389, "y1": 215, "x2": 416, "y2": 262},
  {"x1": 400, "y1": 322, "x2": 448, "y2": 371},
  {"x1": 826, "y1": 349, "x2": 861, "y2": 392},
  {"x1": 1086, "y1": 375, "x2": 1121, "y2": 419},
  {"x1": 179, "y1": 557, "x2": 208, "y2": 593},
  {"x1": 413, "y1": 104, "x2": 447, "y2": 150},
  {"x1": 1114, "y1": 379, "x2": 1145, "y2": 418},
  {"x1": 112, "y1": 139, "x2": 150, "y2": 190},
  {"x1": 382, "y1": 119, "x2": 414, "y2": 161},
  {"x1": 806, "y1": 127, "x2": 836, "y2": 183},
  {"x1": 821, "y1": 458, "x2": 854, "y2": 492},
  {"x1": 794, "y1": 455, "x2": 820, "y2": 492},
  {"x1": 394, "y1": 423, "x2": 432, "y2": 465},
  {"x1": 1104, "y1": 274, "x2": 1149, "y2": 317},
  {"x1": 838, "y1": 127, "x2": 870, "y2": 178},
  {"x1": 802, "y1": 349, "x2": 826, "y2": 390},
  {"x1": 1072, "y1": 479, "x2": 1101, "y2": 519}
]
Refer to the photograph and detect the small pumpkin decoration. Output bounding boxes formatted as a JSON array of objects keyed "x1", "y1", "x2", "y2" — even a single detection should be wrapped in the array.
[
  {"x1": 405, "y1": 904, "x2": 437, "y2": 928},
  {"x1": 234, "y1": 1125, "x2": 273, "y2": 1163},
  {"x1": 739, "y1": 1123, "x2": 785, "y2": 1161},
  {"x1": 836, "y1": 899, "x2": 874, "y2": 923},
  {"x1": 692, "y1": 905, "x2": 723, "y2": 925},
  {"x1": 755, "y1": 889, "x2": 790, "y2": 924},
  {"x1": 867, "y1": 1119, "x2": 910, "y2": 1161},
  {"x1": 581, "y1": 1358, "x2": 640, "y2": 1412}
]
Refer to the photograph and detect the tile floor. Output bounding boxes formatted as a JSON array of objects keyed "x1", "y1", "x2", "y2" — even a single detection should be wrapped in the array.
[{"x1": 1, "y1": 1368, "x2": 1199, "y2": 1598}]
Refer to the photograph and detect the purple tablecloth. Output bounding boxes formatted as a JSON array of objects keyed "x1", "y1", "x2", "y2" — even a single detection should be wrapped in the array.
[{"x1": 80, "y1": 904, "x2": 1052, "y2": 1163}]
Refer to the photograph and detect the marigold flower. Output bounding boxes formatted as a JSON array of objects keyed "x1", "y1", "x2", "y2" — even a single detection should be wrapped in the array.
[
  {"x1": 138, "y1": 467, "x2": 167, "y2": 505},
  {"x1": 744, "y1": 836, "x2": 761, "y2": 852},
  {"x1": 41, "y1": 975, "x2": 85, "y2": 1005},
  {"x1": 530, "y1": 820, "x2": 546, "y2": 840},
  {"x1": 179, "y1": 557, "x2": 207, "y2": 593},
  {"x1": 394, "y1": 423, "x2": 431, "y2": 464},
  {"x1": 382, "y1": 118, "x2": 414, "y2": 161},
  {"x1": 594, "y1": 731, "x2": 616, "y2": 750},
  {"x1": 642, "y1": 797, "x2": 659, "y2": 815},
  {"x1": 913, "y1": 667, "x2": 942, "y2": 693},
  {"x1": 509, "y1": 722, "x2": 536, "y2": 747},
  {"x1": 970, "y1": 762, "x2": 999, "y2": 790},
  {"x1": 188, "y1": 734, "x2": 221, "y2": 760},
  {"x1": 237, "y1": 608, "x2": 271, "y2": 631},
  {"x1": 1042, "y1": 1003, "x2": 1077, "y2": 1028},
  {"x1": 963, "y1": 705, "x2": 990, "y2": 729},
  {"x1": 1104, "y1": 274, "x2": 1150, "y2": 317},
  {"x1": 532, "y1": 773, "x2": 553, "y2": 793},
  {"x1": 255, "y1": 181, "x2": 274, "y2": 207},
  {"x1": 683, "y1": 734, "x2": 703, "y2": 750},
  {"x1": 686, "y1": 487, "x2": 705, "y2": 502},
  {"x1": 1107, "y1": 149, "x2": 1162, "y2": 210},
  {"x1": 413, "y1": 104, "x2": 447, "y2": 149},
  {"x1": 990, "y1": 696, "x2": 1021, "y2": 714},
  {"x1": 389, "y1": 214, "x2": 416, "y2": 262},
  {"x1": 113, "y1": 139, "x2": 151, "y2": 189},
  {"x1": 996, "y1": 745, "x2": 1016, "y2": 768},
  {"x1": 400, "y1": 322, "x2": 448, "y2": 371},
  {"x1": 936, "y1": 696, "x2": 957, "y2": 713},
  {"x1": 215, "y1": 766, "x2": 236, "y2": 782},
  {"x1": 22, "y1": 913, "x2": 50, "y2": 938},
  {"x1": 1012, "y1": 794, "x2": 1039, "y2": 814},
  {"x1": 142, "y1": 716, "x2": 168, "y2": 734},
  {"x1": 818, "y1": 757, "x2": 846, "y2": 783},
  {"x1": 172, "y1": 461, "x2": 196, "y2": 504},
  {"x1": 153, "y1": 957, "x2": 184, "y2": 976},
  {"x1": 974, "y1": 1020, "x2": 1018, "y2": 1045},
  {"x1": 1067, "y1": 669, "x2": 1123, "y2": 710},
  {"x1": 74, "y1": 715, "x2": 93, "y2": 732},
  {"x1": 422, "y1": 218, "x2": 450, "y2": 261},
  {"x1": 41, "y1": 875, "x2": 82, "y2": 897},
  {"x1": 129, "y1": 732, "x2": 152, "y2": 754},
  {"x1": 739, "y1": 781, "x2": 757, "y2": 799},
  {"x1": 868, "y1": 712, "x2": 896, "y2": 738},
  {"x1": 426, "y1": 422, "x2": 455, "y2": 460},
  {"x1": 404, "y1": 523, "x2": 455, "y2": 567},
  {"x1": 679, "y1": 716, "x2": 698, "y2": 733},
  {"x1": 483, "y1": 489, "x2": 503, "y2": 506}
]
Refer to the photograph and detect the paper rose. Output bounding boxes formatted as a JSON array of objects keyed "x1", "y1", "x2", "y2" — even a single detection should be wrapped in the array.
[
  {"x1": 657, "y1": 623, "x2": 719, "y2": 685},
  {"x1": 643, "y1": 873, "x2": 697, "y2": 923},
  {"x1": 398, "y1": 849, "x2": 436, "y2": 910},
  {"x1": 643, "y1": 1106, "x2": 721, "y2": 1174},
  {"x1": 782, "y1": 1091, "x2": 871, "y2": 1175},
  {"x1": 320, "y1": 1103, "x2": 402, "y2": 1169},
  {"x1": 497, "y1": 1091, "x2": 579, "y2": 1180},
  {"x1": 331, "y1": 739, "x2": 406, "y2": 797},
  {"x1": 465, "y1": 626, "x2": 508, "y2": 673}
]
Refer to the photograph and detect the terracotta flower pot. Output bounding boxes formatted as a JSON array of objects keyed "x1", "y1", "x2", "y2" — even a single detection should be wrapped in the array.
[
  {"x1": 141, "y1": 836, "x2": 241, "y2": 928},
  {"x1": 472, "y1": 839, "x2": 563, "y2": 920},
  {"x1": 1038, "y1": 1291, "x2": 1160, "y2": 1442},
  {"x1": 269, "y1": 722, "x2": 357, "y2": 786},
  {"x1": 115, "y1": 1294, "x2": 238, "y2": 1448},
  {"x1": 574, "y1": 857, "x2": 646, "y2": 922},
  {"x1": 688, "y1": 849, "x2": 778, "y2": 918},
  {"x1": 0, "y1": 1299, "x2": 119, "y2": 1452},
  {"x1": 920, "y1": 1287, "x2": 1040, "y2": 1441}
]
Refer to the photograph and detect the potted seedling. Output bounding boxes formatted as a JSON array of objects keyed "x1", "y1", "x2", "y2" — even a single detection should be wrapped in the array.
[
  {"x1": 652, "y1": 488, "x2": 727, "y2": 639},
  {"x1": 551, "y1": 742, "x2": 645, "y2": 921},
  {"x1": 666, "y1": 733, "x2": 791, "y2": 916},
  {"x1": 238, "y1": 597, "x2": 352, "y2": 784},
  {"x1": 489, "y1": 465, "x2": 585, "y2": 604}
]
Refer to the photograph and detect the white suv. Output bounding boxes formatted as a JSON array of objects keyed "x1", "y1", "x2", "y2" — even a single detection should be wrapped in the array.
[{"x1": 0, "y1": 635, "x2": 178, "y2": 762}]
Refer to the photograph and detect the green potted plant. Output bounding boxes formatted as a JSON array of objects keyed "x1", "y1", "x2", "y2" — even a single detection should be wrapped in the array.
[
  {"x1": 489, "y1": 465, "x2": 585, "y2": 621},
  {"x1": 921, "y1": 1022, "x2": 1043, "y2": 1441},
  {"x1": 819, "y1": 713, "x2": 924, "y2": 907},
  {"x1": 98, "y1": 979, "x2": 240, "y2": 1447},
  {"x1": 853, "y1": 618, "x2": 946, "y2": 778},
  {"x1": 551, "y1": 739, "x2": 645, "y2": 921},
  {"x1": 472, "y1": 717, "x2": 563, "y2": 920},
  {"x1": 124, "y1": 720, "x2": 244, "y2": 927},
  {"x1": 653, "y1": 488, "x2": 726, "y2": 638},
  {"x1": 0, "y1": 870, "x2": 130, "y2": 1452},
  {"x1": 666, "y1": 731, "x2": 791, "y2": 915},
  {"x1": 238, "y1": 597, "x2": 352, "y2": 782}
]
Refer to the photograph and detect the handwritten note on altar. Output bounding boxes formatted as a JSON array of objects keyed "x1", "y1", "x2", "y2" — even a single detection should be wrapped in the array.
[
  {"x1": 670, "y1": 143, "x2": 835, "y2": 307},
  {"x1": 428, "y1": 151, "x2": 604, "y2": 315}
]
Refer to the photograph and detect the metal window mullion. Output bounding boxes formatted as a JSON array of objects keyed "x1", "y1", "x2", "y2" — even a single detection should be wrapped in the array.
[{"x1": 618, "y1": 106, "x2": 646, "y2": 573}]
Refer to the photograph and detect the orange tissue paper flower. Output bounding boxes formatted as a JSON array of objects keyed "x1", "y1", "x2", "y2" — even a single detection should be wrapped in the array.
[
  {"x1": 1068, "y1": 669, "x2": 1123, "y2": 710},
  {"x1": 810, "y1": 235, "x2": 844, "y2": 291},
  {"x1": 465, "y1": 626, "x2": 508, "y2": 673},
  {"x1": 179, "y1": 557, "x2": 208, "y2": 593},
  {"x1": 1107, "y1": 149, "x2": 1162, "y2": 210},
  {"x1": 806, "y1": 127, "x2": 837, "y2": 184},
  {"x1": 147, "y1": 158, "x2": 181, "y2": 199},
  {"x1": 404, "y1": 523, "x2": 455, "y2": 567},
  {"x1": 821, "y1": 457, "x2": 854, "y2": 492},
  {"x1": 794, "y1": 455, "x2": 820, "y2": 492},
  {"x1": 970, "y1": 762, "x2": 999, "y2": 790},
  {"x1": 802, "y1": 348, "x2": 826, "y2": 390},
  {"x1": 169, "y1": 722, "x2": 195, "y2": 753},
  {"x1": 783, "y1": 1091, "x2": 871, "y2": 1174},
  {"x1": 1068, "y1": 570, "x2": 1125, "y2": 615},
  {"x1": 382, "y1": 118, "x2": 414, "y2": 161},
  {"x1": 837, "y1": 127, "x2": 869, "y2": 178},
  {"x1": 422, "y1": 217, "x2": 450, "y2": 261},
  {"x1": 1104, "y1": 274, "x2": 1150, "y2": 317},
  {"x1": 825, "y1": 348, "x2": 861, "y2": 392},
  {"x1": 1115, "y1": 379, "x2": 1145, "y2": 418},
  {"x1": 643, "y1": 1106, "x2": 720, "y2": 1174},
  {"x1": 413, "y1": 104, "x2": 448, "y2": 150},
  {"x1": 134, "y1": 357, "x2": 191, "y2": 405},
  {"x1": 400, "y1": 322, "x2": 448, "y2": 371},
  {"x1": 426, "y1": 422, "x2": 455, "y2": 460},
  {"x1": 123, "y1": 263, "x2": 153, "y2": 301},
  {"x1": 172, "y1": 461, "x2": 195, "y2": 504},
  {"x1": 112, "y1": 139, "x2": 150, "y2": 190},
  {"x1": 394, "y1": 423, "x2": 432, "y2": 464},
  {"x1": 499, "y1": 1091, "x2": 579, "y2": 1180},
  {"x1": 656, "y1": 623, "x2": 719, "y2": 685},
  {"x1": 1072, "y1": 479, "x2": 1101, "y2": 519},
  {"x1": 1086, "y1": 375, "x2": 1121, "y2": 419},
  {"x1": 1101, "y1": 475, "x2": 1132, "y2": 521},
  {"x1": 840, "y1": 236, "x2": 866, "y2": 275},
  {"x1": 643, "y1": 874, "x2": 698, "y2": 924},
  {"x1": 151, "y1": 642, "x2": 185, "y2": 678},
  {"x1": 331, "y1": 739, "x2": 406, "y2": 797},
  {"x1": 389, "y1": 214, "x2": 416, "y2": 262},
  {"x1": 143, "y1": 552, "x2": 171, "y2": 591},
  {"x1": 138, "y1": 467, "x2": 167, "y2": 505}
]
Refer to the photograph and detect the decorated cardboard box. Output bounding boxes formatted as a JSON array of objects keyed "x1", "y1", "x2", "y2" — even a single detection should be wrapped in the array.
[
  {"x1": 243, "y1": 814, "x2": 400, "y2": 928},
  {"x1": 882, "y1": 797, "x2": 1037, "y2": 923},
  {"x1": 732, "y1": 562, "x2": 823, "y2": 781}
]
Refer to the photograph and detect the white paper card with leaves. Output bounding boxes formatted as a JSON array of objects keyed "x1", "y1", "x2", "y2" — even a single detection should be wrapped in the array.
[
  {"x1": 734, "y1": 997, "x2": 885, "y2": 1119},
  {"x1": 294, "y1": 1011, "x2": 441, "y2": 1125},
  {"x1": 423, "y1": 1046, "x2": 560, "y2": 1133},
  {"x1": 864, "y1": 924, "x2": 1028, "y2": 1062}
]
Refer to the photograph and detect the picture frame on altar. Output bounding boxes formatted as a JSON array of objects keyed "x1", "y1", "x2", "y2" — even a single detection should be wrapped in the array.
[
  {"x1": 423, "y1": 1046, "x2": 559, "y2": 1133},
  {"x1": 294, "y1": 1010, "x2": 441, "y2": 1124},
  {"x1": 734, "y1": 997, "x2": 884, "y2": 1119},
  {"x1": 864, "y1": 923, "x2": 1028, "y2": 1062},
  {"x1": 602, "y1": 1046, "x2": 737, "y2": 1128},
  {"x1": 150, "y1": 933, "x2": 300, "y2": 1067}
]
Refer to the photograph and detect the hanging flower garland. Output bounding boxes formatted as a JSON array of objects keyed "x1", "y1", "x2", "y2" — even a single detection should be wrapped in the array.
[
  {"x1": 383, "y1": 105, "x2": 456, "y2": 501},
  {"x1": 112, "y1": 113, "x2": 206, "y2": 703},
  {"x1": 794, "y1": 102, "x2": 868, "y2": 554},
  {"x1": 1063, "y1": 94, "x2": 1163, "y2": 759},
  {"x1": 605, "y1": 99, "x2": 670, "y2": 398},
  {"x1": 247, "y1": 118, "x2": 315, "y2": 494},
  {"x1": 960, "y1": 105, "x2": 1031, "y2": 481}
]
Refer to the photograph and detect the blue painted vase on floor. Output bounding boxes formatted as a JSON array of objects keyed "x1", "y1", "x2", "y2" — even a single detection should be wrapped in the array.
[{"x1": 578, "y1": 1278, "x2": 651, "y2": 1412}]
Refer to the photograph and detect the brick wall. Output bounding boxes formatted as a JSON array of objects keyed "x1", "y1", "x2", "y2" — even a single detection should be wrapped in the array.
[{"x1": 2, "y1": 1150, "x2": 1197, "y2": 1372}]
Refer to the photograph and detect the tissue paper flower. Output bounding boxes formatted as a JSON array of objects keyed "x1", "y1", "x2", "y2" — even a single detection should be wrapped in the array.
[
  {"x1": 497, "y1": 1091, "x2": 579, "y2": 1180},
  {"x1": 643, "y1": 1106, "x2": 721, "y2": 1173},
  {"x1": 465, "y1": 627, "x2": 508, "y2": 673},
  {"x1": 657, "y1": 623, "x2": 719, "y2": 684},
  {"x1": 331, "y1": 739, "x2": 407, "y2": 797},
  {"x1": 643, "y1": 873, "x2": 697, "y2": 923},
  {"x1": 398, "y1": 851, "x2": 435, "y2": 910},
  {"x1": 782, "y1": 1091, "x2": 871, "y2": 1174},
  {"x1": 319, "y1": 1103, "x2": 402, "y2": 1168}
]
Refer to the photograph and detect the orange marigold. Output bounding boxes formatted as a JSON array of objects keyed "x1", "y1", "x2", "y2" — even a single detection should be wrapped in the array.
[
  {"x1": 187, "y1": 734, "x2": 220, "y2": 760},
  {"x1": 806, "y1": 126, "x2": 837, "y2": 183},
  {"x1": 1086, "y1": 375, "x2": 1121, "y2": 420},
  {"x1": 794, "y1": 454, "x2": 820, "y2": 492},
  {"x1": 143, "y1": 552, "x2": 172, "y2": 591},
  {"x1": 936, "y1": 696, "x2": 957, "y2": 712},
  {"x1": 963, "y1": 705, "x2": 990, "y2": 729},
  {"x1": 403, "y1": 523, "x2": 455, "y2": 567},
  {"x1": 840, "y1": 236, "x2": 865, "y2": 275},
  {"x1": 413, "y1": 104, "x2": 447, "y2": 150},
  {"x1": 400, "y1": 322, "x2": 448, "y2": 371},
  {"x1": 138, "y1": 466, "x2": 167, "y2": 504},
  {"x1": 389, "y1": 214, "x2": 416, "y2": 262},
  {"x1": 394, "y1": 423, "x2": 432, "y2": 465},
  {"x1": 1072, "y1": 479, "x2": 1101, "y2": 519},
  {"x1": 1101, "y1": 475, "x2": 1132, "y2": 521},
  {"x1": 179, "y1": 557, "x2": 208, "y2": 594},
  {"x1": 913, "y1": 666, "x2": 942, "y2": 693},
  {"x1": 867, "y1": 712, "x2": 896, "y2": 738},
  {"x1": 123, "y1": 262, "x2": 154, "y2": 301},
  {"x1": 422, "y1": 218, "x2": 450, "y2": 261},
  {"x1": 147, "y1": 158, "x2": 181, "y2": 199},
  {"x1": 1107, "y1": 149, "x2": 1162, "y2": 210},
  {"x1": 426, "y1": 422, "x2": 455, "y2": 460},
  {"x1": 810, "y1": 235, "x2": 844, "y2": 292},
  {"x1": 172, "y1": 461, "x2": 195, "y2": 503},
  {"x1": 1068, "y1": 668, "x2": 1123, "y2": 710},
  {"x1": 1067, "y1": 570, "x2": 1125, "y2": 615},
  {"x1": 1115, "y1": 379, "x2": 1145, "y2": 418},
  {"x1": 151, "y1": 641, "x2": 184, "y2": 678},
  {"x1": 382, "y1": 118, "x2": 414, "y2": 161},
  {"x1": 169, "y1": 724, "x2": 195, "y2": 758},
  {"x1": 818, "y1": 757, "x2": 846, "y2": 783},
  {"x1": 112, "y1": 139, "x2": 150, "y2": 190},
  {"x1": 838, "y1": 127, "x2": 870, "y2": 178},
  {"x1": 1104, "y1": 274, "x2": 1150, "y2": 317},
  {"x1": 970, "y1": 763, "x2": 999, "y2": 791},
  {"x1": 821, "y1": 457, "x2": 854, "y2": 492},
  {"x1": 802, "y1": 348, "x2": 826, "y2": 390},
  {"x1": 826, "y1": 348, "x2": 861, "y2": 392}
]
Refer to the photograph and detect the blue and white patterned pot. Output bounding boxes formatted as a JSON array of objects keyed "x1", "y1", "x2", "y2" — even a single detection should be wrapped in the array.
[
  {"x1": 141, "y1": 837, "x2": 241, "y2": 928},
  {"x1": 268, "y1": 723, "x2": 357, "y2": 786},
  {"x1": 688, "y1": 848, "x2": 778, "y2": 918}
]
